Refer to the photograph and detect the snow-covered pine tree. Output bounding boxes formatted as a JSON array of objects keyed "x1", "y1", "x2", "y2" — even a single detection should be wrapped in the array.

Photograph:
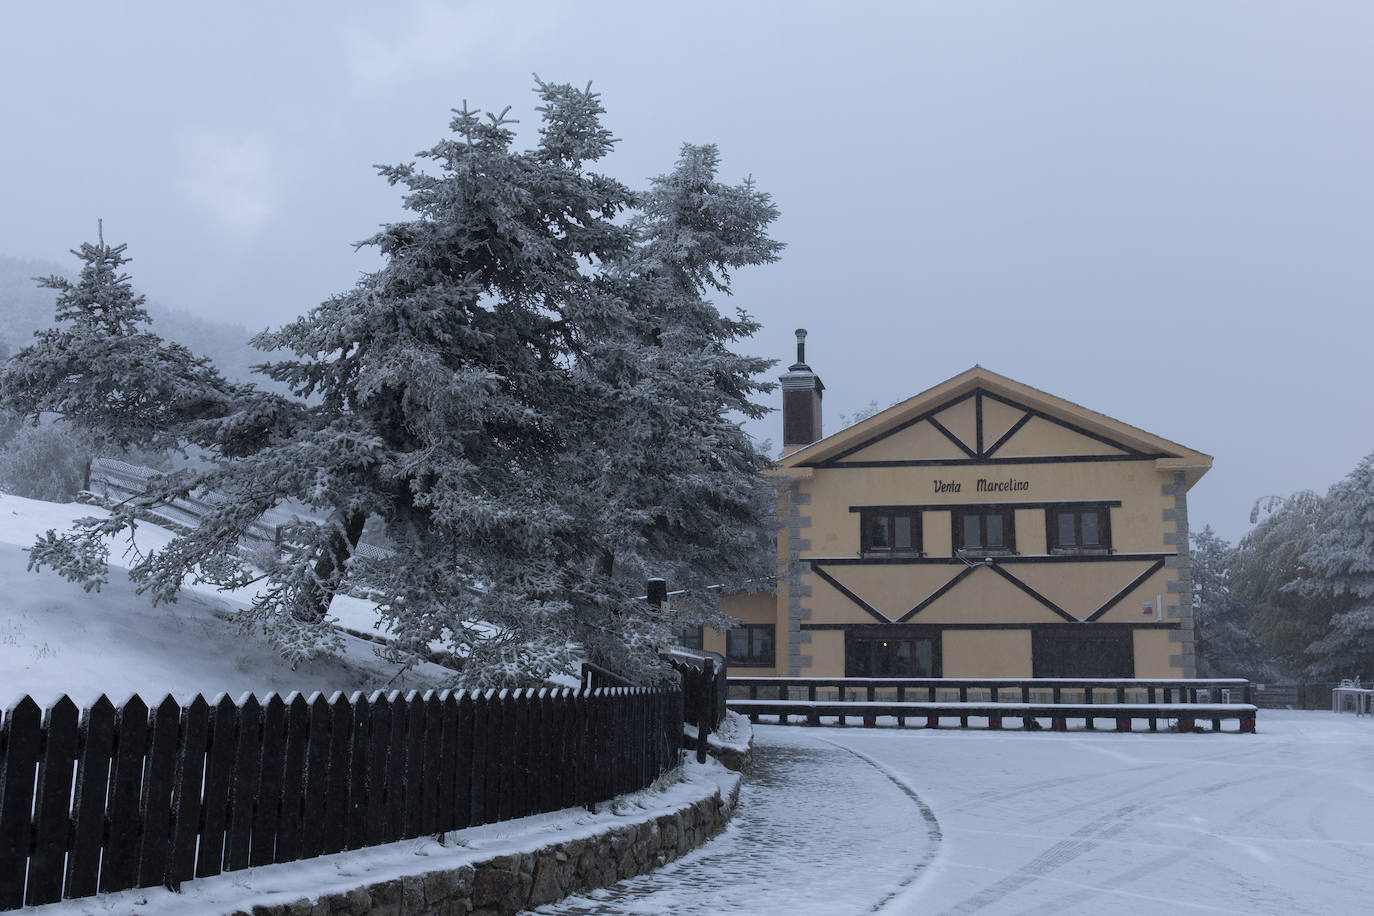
[
  {"x1": 240, "y1": 80, "x2": 646, "y2": 679},
  {"x1": 1231, "y1": 489, "x2": 1342, "y2": 675},
  {"x1": 0, "y1": 226, "x2": 241, "y2": 454},
  {"x1": 1295, "y1": 452, "x2": 1374, "y2": 677},
  {"x1": 559, "y1": 144, "x2": 782, "y2": 677},
  {"x1": 1191, "y1": 525, "x2": 1281, "y2": 681}
]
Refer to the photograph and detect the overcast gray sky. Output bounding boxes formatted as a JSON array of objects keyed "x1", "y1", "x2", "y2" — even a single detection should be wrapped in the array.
[{"x1": 3, "y1": 1, "x2": 1371, "y2": 543}]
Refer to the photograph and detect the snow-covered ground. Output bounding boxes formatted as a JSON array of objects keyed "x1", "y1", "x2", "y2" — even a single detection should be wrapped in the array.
[
  {"x1": 0, "y1": 493, "x2": 447, "y2": 708},
  {"x1": 538, "y1": 712, "x2": 1374, "y2": 915}
]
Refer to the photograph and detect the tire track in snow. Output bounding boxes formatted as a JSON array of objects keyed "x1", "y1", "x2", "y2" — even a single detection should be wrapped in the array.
[
  {"x1": 1015, "y1": 771, "x2": 1315, "y2": 916},
  {"x1": 934, "y1": 771, "x2": 1276, "y2": 914},
  {"x1": 534, "y1": 731, "x2": 938, "y2": 916},
  {"x1": 814, "y1": 739, "x2": 944, "y2": 913}
]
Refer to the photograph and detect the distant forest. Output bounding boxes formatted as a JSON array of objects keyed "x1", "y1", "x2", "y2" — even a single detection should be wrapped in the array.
[{"x1": 0, "y1": 254, "x2": 265, "y2": 384}]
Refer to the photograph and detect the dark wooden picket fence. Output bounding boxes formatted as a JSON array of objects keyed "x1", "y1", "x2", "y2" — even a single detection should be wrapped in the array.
[
  {"x1": 0, "y1": 686, "x2": 682, "y2": 910},
  {"x1": 669, "y1": 653, "x2": 728, "y2": 731}
]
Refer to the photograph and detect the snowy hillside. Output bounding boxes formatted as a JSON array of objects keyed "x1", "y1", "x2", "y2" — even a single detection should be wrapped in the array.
[{"x1": 0, "y1": 493, "x2": 447, "y2": 708}]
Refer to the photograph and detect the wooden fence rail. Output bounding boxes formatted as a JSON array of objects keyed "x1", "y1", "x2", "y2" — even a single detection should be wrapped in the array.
[{"x1": 0, "y1": 686, "x2": 683, "y2": 910}]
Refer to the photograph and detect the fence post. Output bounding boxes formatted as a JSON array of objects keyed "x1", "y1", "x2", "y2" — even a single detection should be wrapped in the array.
[
  {"x1": 647, "y1": 578, "x2": 668, "y2": 608},
  {"x1": 697, "y1": 658, "x2": 714, "y2": 764}
]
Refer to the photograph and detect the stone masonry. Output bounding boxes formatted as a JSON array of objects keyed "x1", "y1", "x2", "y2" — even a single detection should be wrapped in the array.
[
  {"x1": 225, "y1": 782, "x2": 740, "y2": 916},
  {"x1": 783, "y1": 479, "x2": 812, "y2": 677},
  {"x1": 1162, "y1": 470, "x2": 1198, "y2": 677}
]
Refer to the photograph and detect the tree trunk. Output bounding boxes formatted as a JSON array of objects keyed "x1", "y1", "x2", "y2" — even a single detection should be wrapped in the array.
[{"x1": 296, "y1": 510, "x2": 367, "y2": 622}]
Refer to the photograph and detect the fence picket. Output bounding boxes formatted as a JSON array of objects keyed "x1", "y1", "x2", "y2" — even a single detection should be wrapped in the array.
[
  {"x1": 384, "y1": 693, "x2": 407, "y2": 843},
  {"x1": 65, "y1": 696, "x2": 115, "y2": 897},
  {"x1": 510, "y1": 691, "x2": 529, "y2": 818},
  {"x1": 364, "y1": 694, "x2": 390, "y2": 846},
  {"x1": 196, "y1": 695, "x2": 238, "y2": 878},
  {"x1": 25, "y1": 697, "x2": 78, "y2": 905},
  {"x1": 301, "y1": 694, "x2": 335, "y2": 860},
  {"x1": 224, "y1": 694, "x2": 263, "y2": 872},
  {"x1": 454, "y1": 693, "x2": 474, "y2": 829},
  {"x1": 492, "y1": 691, "x2": 512, "y2": 823},
  {"x1": 135, "y1": 695, "x2": 181, "y2": 888},
  {"x1": 274, "y1": 694, "x2": 310, "y2": 863},
  {"x1": 402, "y1": 694, "x2": 425, "y2": 838},
  {"x1": 421, "y1": 692, "x2": 443, "y2": 836},
  {"x1": 345, "y1": 693, "x2": 371, "y2": 851},
  {"x1": 468, "y1": 692, "x2": 488, "y2": 827},
  {"x1": 250, "y1": 694, "x2": 287, "y2": 866},
  {"x1": 434, "y1": 692, "x2": 456, "y2": 834},
  {"x1": 166, "y1": 695, "x2": 209, "y2": 888},
  {"x1": 536, "y1": 691, "x2": 554, "y2": 814},
  {"x1": 0, "y1": 697, "x2": 41, "y2": 908},
  {"x1": 101, "y1": 695, "x2": 149, "y2": 892}
]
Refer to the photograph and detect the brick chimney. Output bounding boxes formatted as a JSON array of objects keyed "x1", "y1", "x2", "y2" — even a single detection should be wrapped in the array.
[{"x1": 780, "y1": 328, "x2": 824, "y2": 455}]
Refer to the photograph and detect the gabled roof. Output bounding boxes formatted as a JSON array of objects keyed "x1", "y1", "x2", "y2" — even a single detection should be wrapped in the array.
[{"x1": 778, "y1": 366, "x2": 1212, "y2": 488}]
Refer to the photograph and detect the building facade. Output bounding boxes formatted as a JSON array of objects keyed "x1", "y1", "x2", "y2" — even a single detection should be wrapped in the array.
[{"x1": 705, "y1": 332, "x2": 1212, "y2": 679}]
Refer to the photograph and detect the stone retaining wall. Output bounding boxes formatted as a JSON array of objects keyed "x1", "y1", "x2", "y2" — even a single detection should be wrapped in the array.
[{"x1": 228, "y1": 781, "x2": 739, "y2": 916}]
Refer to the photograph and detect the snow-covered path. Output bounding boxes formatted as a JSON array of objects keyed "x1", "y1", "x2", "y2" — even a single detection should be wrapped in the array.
[
  {"x1": 534, "y1": 728, "x2": 940, "y2": 915},
  {"x1": 544, "y1": 711, "x2": 1374, "y2": 915}
]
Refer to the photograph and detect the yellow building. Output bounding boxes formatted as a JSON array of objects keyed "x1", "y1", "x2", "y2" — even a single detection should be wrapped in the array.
[{"x1": 710, "y1": 331, "x2": 1212, "y2": 679}]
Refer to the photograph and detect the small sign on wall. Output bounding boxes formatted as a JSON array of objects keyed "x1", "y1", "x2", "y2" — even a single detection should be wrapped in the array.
[{"x1": 1142, "y1": 601, "x2": 1154, "y2": 616}]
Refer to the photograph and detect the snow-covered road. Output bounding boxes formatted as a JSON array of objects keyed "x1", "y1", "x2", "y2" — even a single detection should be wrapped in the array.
[
  {"x1": 542, "y1": 710, "x2": 1374, "y2": 915},
  {"x1": 534, "y1": 728, "x2": 940, "y2": 915}
]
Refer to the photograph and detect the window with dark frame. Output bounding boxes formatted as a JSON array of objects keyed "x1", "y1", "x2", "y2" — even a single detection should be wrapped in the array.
[
  {"x1": 861, "y1": 508, "x2": 922, "y2": 555},
  {"x1": 726, "y1": 624, "x2": 775, "y2": 667},
  {"x1": 1046, "y1": 504, "x2": 1112, "y2": 553},
  {"x1": 845, "y1": 632, "x2": 940, "y2": 677},
  {"x1": 953, "y1": 506, "x2": 1015, "y2": 553},
  {"x1": 1032, "y1": 627, "x2": 1133, "y2": 677},
  {"x1": 672, "y1": 624, "x2": 704, "y2": 652}
]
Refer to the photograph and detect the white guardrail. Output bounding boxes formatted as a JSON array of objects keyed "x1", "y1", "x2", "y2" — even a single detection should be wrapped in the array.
[{"x1": 85, "y1": 458, "x2": 392, "y2": 560}]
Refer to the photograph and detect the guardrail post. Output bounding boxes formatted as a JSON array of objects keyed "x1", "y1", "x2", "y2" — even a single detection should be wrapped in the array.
[{"x1": 697, "y1": 658, "x2": 713, "y2": 764}]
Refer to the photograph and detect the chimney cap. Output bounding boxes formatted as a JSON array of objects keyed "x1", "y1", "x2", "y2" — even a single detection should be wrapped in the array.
[{"x1": 790, "y1": 327, "x2": 811, "y2": 371}]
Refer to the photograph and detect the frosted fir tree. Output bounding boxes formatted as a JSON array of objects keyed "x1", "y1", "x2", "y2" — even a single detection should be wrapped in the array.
[
  {"x1": 1191, "y1": 525, "x2": 1281, "y2": 682},
  {"x1": 558, "y1": 143, "x2": 782, "y2": 672},
  {"x1": 1231, "y1": 489, "x2": 1338, "y2": 673},
  {"x1": 1296, "y1": 452, "x2": 1374, "y2": 676},
  {"x1": 0, "y1": 224, "x2": 241, "y2": 454}
]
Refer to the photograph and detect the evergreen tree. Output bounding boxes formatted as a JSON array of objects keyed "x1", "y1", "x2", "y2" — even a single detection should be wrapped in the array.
[
  {"x1": 558, "y1": 143, "x2": 782, "y2": 670},
  {"x1": 0, "y1": 226, "x2": 242, "y2": 454},
  {"x1": 1231, "y1": 490, "x2": 1344, "y2": 675},
  {"x1": 1295, "y1": 452, "x2": 1374, "y2": 677},
  {"x1": 1191, "y1": 525, "x2": 1281, "y2": 681}
]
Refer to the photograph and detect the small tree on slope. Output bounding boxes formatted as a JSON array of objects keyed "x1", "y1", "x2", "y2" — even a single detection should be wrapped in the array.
[{"x1": 0, "y1": 228, "x2": 243, "y2": 455}]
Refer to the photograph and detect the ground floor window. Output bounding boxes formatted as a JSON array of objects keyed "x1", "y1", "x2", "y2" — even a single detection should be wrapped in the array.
[
  {"x1": 845, "y1": 628, "x2": 940, "y2": 677},
  {"x1": 727, "y1": 624, "x2": 775, "y2": 667},
  {"x1": 673, "y1": 624, "x2": 704, "y2": 652},
  {"x1": 1032, "y1": 627, "x2": 1133, "y2": 677}
]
